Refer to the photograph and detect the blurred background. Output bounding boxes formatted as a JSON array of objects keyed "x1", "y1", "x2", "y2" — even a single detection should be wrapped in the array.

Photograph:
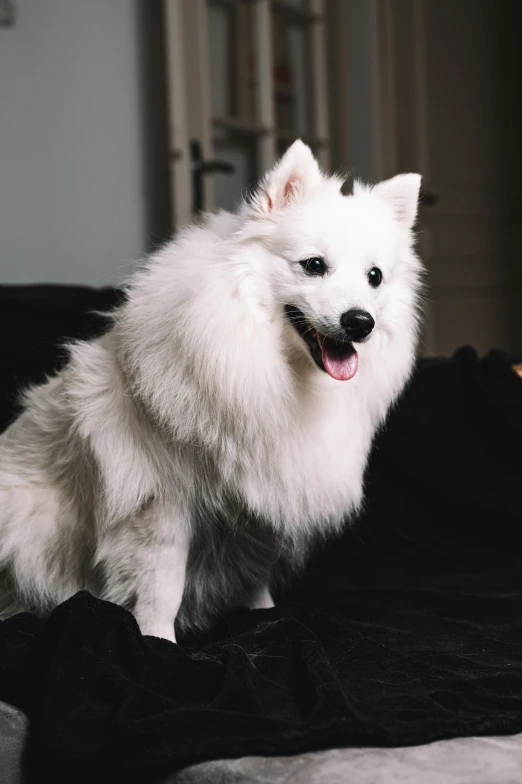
[{"x1": 0, "y1": 0, "x2": 520, "y2": 356}]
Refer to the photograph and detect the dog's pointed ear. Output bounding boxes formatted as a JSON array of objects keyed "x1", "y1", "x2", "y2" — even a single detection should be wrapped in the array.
[
  {"x1": 250, "y1": 140, "x2": 323, "y2": 216},
  {"x1": 372, "y1": 173, "x2": 422, "y2": 230}
]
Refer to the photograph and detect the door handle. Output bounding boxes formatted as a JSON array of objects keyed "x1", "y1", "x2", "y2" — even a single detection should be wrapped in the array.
[{"x1": 190, "y1": 140, "x2": 235, "y2": 212}]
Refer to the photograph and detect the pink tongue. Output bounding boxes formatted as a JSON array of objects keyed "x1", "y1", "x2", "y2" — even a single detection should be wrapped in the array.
[{"x1": 317, "y1": 333, "x2": 359, "y2": 381}]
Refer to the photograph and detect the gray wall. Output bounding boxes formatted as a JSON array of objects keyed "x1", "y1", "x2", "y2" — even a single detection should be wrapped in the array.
[
  {"x1": 0, "y1": 0, "x2": 170, "y2": 285},
  {"x1": 327, "y1": 0, "x2": 382, "y2": 185}
]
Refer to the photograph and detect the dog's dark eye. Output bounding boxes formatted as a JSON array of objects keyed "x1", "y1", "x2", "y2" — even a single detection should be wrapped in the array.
[
  {"x1": 300, "y1": 257, "x2": 327, "y2": 277},
  {"x1": 368, "y1": 267, "x2": 383, "y2": 288}
]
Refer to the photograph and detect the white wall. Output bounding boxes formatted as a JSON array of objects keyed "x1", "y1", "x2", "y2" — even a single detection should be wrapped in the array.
[{"x1": 0, "y1": 0, "x2": 170, "y2": 285}]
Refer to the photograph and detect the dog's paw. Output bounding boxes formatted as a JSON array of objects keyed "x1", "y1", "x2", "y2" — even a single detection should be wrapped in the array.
[{"x1": 140, "y1": 621, "x2": 177, "y2": 643}]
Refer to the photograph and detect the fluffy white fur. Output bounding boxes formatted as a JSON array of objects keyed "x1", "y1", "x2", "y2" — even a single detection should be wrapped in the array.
[{"x1": 0, "y1": 142, "x2": 422, "y2": 641}]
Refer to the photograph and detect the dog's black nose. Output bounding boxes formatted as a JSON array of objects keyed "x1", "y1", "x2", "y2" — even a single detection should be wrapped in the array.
[{"x1": 340, "y1": 309, "x2": 375, "y2": 341}]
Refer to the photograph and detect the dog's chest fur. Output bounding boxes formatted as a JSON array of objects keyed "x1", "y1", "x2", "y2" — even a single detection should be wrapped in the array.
[{"x1": 200, "y1": 379, "x2": 375, "y2": 536}]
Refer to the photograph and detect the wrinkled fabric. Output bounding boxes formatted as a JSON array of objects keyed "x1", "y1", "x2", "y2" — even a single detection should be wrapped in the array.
[{"x1": 0, "y1": 286, "x2": 521, "y2": 784}]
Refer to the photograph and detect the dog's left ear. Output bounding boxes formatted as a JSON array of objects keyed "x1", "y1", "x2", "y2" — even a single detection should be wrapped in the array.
[
  {"x1": 250, "y1": 140, "x2": 323, "y2": 216},
  {"x1": 372, "y1": 173, "x2": 422, "y2": 231}
]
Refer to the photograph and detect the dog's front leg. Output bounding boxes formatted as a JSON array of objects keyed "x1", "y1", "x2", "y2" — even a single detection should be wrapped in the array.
[
  {"x1": 100, "y1": 506, "x2": 189, "y2": 644},
  {"x1": 247, "y1": 584, "x2": 275, "y2": 610},
  {"x1": 133, "y1": 525, "x2": 189, "y2": 643}
]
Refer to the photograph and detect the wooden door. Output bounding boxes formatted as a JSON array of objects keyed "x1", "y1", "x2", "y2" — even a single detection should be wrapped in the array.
[{"x1": 379, "y1": 0, "x2": 521, "y2": 356}]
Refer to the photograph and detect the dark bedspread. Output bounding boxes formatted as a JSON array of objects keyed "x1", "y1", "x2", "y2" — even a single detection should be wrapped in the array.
[{"x1": 0, "y1": 285, "x2": 521, "y2": 784}]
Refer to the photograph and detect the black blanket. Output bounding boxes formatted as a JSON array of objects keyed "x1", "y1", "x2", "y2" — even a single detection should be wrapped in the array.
[{"x1": 0, "y1": 285, "x2": 522, "y2": 784}]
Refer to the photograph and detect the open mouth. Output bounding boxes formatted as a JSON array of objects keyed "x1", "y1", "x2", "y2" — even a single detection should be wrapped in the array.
[{"x1": 284, "y1": 305, "x2": 359, "y2": 381}]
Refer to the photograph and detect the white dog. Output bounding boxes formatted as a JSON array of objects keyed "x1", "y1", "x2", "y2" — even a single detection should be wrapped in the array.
[{"x1": 0, "y1": 142, "x2": 422, "y2": 642}]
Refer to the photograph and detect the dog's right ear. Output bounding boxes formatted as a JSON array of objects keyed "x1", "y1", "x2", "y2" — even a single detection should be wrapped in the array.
[
  {"x1": 371, "y1": 173, "x2": 422, "y2": 231},
  {"x1": 249, "y1": 140, "x2": 323, "y2": 216}
]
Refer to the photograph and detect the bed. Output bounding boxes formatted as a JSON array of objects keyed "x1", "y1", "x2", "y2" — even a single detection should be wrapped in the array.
[{"x1": 0, "y1": 285, "x2": 521, "y2": 784}]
